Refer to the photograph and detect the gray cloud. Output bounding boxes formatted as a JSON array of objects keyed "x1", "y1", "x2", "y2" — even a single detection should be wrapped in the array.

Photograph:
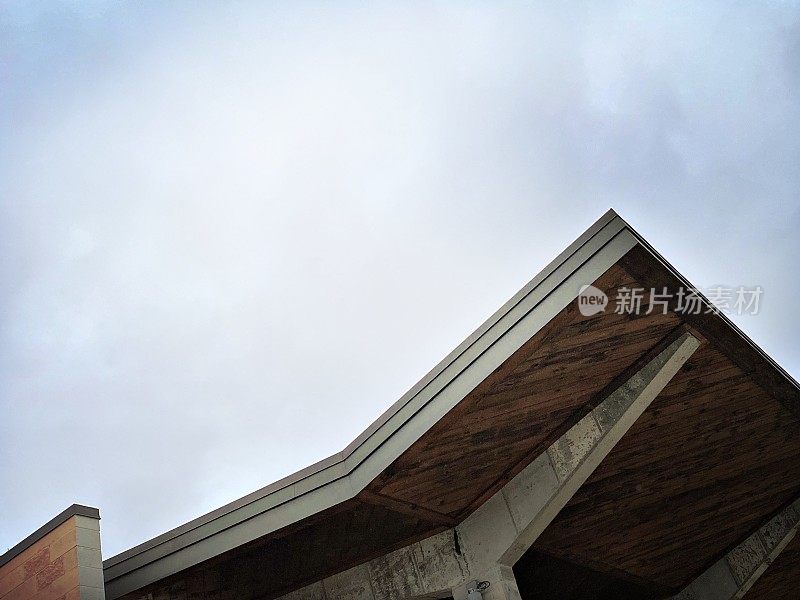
[{"x1": 1, "y1": 1, "x2": 798, "y2": 556}]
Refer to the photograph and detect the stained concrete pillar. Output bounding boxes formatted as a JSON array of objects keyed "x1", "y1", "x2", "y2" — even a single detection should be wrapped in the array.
[{"x1": 673, "y1": 498, "x2": 800, "y2": 600}]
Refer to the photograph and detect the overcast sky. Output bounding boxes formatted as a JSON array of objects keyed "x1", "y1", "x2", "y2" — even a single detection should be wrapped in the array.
[{"x1": 1, "y1": 1, "x2": 799, "y2": 558}]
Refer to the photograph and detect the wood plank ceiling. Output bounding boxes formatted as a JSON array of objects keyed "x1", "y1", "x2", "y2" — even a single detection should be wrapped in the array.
[
  {"x1": 521, "y1": 247, "x2": 800, "y2": 595},
  {"x1": 531, "y1": 341, "x2": 800, "y2": 593},
  {"x1": 363, "y1": 262, "x2": 681, "y2": 520}
]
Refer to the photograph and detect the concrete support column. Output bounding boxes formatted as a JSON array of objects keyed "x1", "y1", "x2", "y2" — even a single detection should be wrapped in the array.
[{"x1": 673, "y1": 498, "x2": 800, "y2": 600}]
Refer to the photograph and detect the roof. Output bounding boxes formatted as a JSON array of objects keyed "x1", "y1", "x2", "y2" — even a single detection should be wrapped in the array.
[
  {"x1": 103, "y1": 210, "x2": 800, "y2": 600},
  {"x1": 0, "y1": 504, "x2": 100, "y2": 569}
]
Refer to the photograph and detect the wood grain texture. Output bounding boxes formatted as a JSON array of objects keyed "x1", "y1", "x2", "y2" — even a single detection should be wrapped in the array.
[
  {"x1": 367, "y1": 263, "x2": 682, "y2": 518},
  {"x1": 620, "y1": 245, "x2": 800, "y2": 414},
  {"x1": 533, "y1": 343, "x2": 800, "y2": 591}
]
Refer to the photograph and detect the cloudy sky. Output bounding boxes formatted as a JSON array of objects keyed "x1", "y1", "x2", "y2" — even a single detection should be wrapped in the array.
[{"x1": 1, "y1": 1, "x2": 799, "y2": 558}]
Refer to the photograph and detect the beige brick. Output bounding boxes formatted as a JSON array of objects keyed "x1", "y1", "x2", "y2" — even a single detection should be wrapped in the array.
[
  {"x1": 61, "y1": 549, "x2": 78, "y2": 575},
  {"x1": 49, "y1": 531, "x2": 78, "y2": 563},
  {"x1": 0, "y1": 564, "x2": 26, "y2": 598},
  {"x1": 35, "y1": 556, "x2": 65, "y2": 590},
  {"x1": 30, "y1": 567, "x2": 79, "y2": 600},
  {"x1": 63, "y1": 587, "x2": 81, "y2": 600},
  {"x1": 23, "y1": 549, "x2": 51, "y2": 582},
  {"x1": 4, "y1": 576, "x2": 37, "y2": 600},
  {"x1": 0, "y1": 521, "x2": 76, "y2": 577}
]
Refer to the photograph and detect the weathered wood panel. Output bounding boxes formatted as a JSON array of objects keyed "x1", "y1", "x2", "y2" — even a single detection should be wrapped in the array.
[
  {"x1": 534, "y1": 343, "x2": 800, "y2": 590},
  {"x1": 368, "y1": 264, "x2": 682, "y2": 518}
]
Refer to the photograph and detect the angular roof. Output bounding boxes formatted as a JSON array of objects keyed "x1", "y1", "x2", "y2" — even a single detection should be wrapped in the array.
[{"x1": 103, "y1": 210, "x2": 800, "y2": 600}]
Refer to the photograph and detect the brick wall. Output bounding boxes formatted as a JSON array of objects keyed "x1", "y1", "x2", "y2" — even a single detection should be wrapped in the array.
[{"x1": 0, "y1": 507, "x2": 105, "y2": 600}]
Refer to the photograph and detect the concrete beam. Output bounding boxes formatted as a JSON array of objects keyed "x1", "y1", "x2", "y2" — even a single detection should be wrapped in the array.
[
  {"x1": 673, "y1": 497, "x2": 800, "y2": 600},
  {"x1": 463, "y1": 331, "x2": 701, "y2": 569}
]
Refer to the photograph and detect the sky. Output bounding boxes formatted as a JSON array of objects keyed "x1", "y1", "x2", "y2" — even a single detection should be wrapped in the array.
[{"x1": 1, "y1": 1, "x2": 799, "y2": 558}]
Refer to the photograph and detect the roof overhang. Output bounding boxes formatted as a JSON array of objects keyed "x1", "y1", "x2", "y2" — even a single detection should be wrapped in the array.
[{"x1": 102, "y1": 210, "x2": 800, "y2": 599}]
